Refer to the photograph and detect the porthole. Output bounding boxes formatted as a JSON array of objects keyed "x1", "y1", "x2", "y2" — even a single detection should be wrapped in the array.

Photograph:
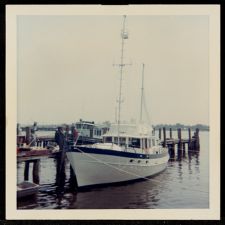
[
  {"x1": 138, "y1": 160, "x2": 141, "y2": 163},
  {"x1": 146, "y1": 161, "x2": 149, "y2": 164},
  {"x1": 130, "y1": 159, "x2": 134, "y2": 163}
]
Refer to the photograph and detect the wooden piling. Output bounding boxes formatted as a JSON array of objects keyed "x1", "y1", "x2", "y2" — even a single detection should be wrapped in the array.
[
  {"x1": 177, "y1": 128, "x2": 182, "y2": 151},
  {"x1": 56, "y1": 152, "x2": 66, "y2": 188},
  {"x1": 33, "y1": 160, "x2": 40, "y2": 184},
  {"x1": 24, "y1": 161, "x2": 30, "y2": 181},
  {"x1": 177, "y1": 147, "x2": 182, "y2": 160},
  {"x1": 159, "y1": 128, "x2": 162, "y2": 140},
  {"x1": 188, "y1": 128, "x2": 191, "y2": 150},
  {"x1": 170, "y1": 128, "x2": 172, "y2": 139},
  {"x1": 168, "y1": 143, "x2": 175, "y2": 159},
  {"x1": 195, "y1": 128, "x2": 200, "y2": 150},
  {"x1": 183, "y1": 142, "x2": 186, "y2": 152},
  {"x1": 163, "y1": 127, "x2": 166, "y2": 147}
]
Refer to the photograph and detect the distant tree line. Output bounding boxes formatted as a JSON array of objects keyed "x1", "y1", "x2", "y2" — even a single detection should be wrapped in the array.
[{"x1": 153, "y1": 123, "x2": 209, "y2": 131}]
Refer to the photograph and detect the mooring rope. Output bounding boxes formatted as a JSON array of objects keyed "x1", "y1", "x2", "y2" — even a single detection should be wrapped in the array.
[
  {"x1": 73, "y1": 146, "x2": 160, "y2": 182},
  {"x1": 72, "y1": 146, "x2": 209, "y2": 194}
]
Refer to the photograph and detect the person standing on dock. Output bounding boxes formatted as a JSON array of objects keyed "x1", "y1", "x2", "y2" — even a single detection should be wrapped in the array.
[
  {"x1": 30, "y1": 129, "x2": 37, "y2": 147},
  {"x1": 55, "y1": 126, "x2": 67, "y2": 191},
  {"x1": 55, "y1": 127, "x2": 65, "y2": 151}
]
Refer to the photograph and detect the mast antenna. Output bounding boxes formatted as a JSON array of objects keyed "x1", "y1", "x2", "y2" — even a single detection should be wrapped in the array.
[
  {"x1": 140, "y1": 63, "x2": 145, "y2": 123},
  {"x1": 114, "y1": 15, "x2": 131, "y2": 146}
]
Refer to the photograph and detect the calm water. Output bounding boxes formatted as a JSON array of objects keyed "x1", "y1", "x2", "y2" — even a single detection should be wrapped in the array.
[{"x1": 17, "y1": 131, "x2": 209, "y2": 209}]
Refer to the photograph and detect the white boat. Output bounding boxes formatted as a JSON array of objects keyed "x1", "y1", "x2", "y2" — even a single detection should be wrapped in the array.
[
  {"x1": 67, "y1": 124, "x2": 169, "y2": 188},
  {"x1": 73, "y1": 119, "x2": 109, "y2": 145},
  {"x1": 17, "y1": 181, "x2": 39, "y2": 198},
  {"x1": 66, "y1": 15, "x2": 169, "y2": 188}
]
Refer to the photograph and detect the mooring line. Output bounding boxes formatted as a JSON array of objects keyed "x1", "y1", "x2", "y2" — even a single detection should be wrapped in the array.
[
  {"x1": 73, "y1": 147, "x2": 209, "y2": 194},
  {"x1": 74, "y1": 147, "x2": 162, "y2": 182}
]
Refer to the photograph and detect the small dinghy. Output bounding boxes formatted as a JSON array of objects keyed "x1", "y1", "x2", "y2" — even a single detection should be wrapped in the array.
[{"x1": 17, "y1": 181, "x2": 39, "y2": 198}]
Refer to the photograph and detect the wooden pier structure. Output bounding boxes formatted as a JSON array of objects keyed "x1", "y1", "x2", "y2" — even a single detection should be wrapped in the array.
[{"x1": 156, "y1": 127, "x2": 200, "y2": 158}]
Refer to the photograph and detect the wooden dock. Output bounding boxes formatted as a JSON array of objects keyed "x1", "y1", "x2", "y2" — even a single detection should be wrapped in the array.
[{"x1": 156, "y1": 127, "x2": 200, "y2": 159}]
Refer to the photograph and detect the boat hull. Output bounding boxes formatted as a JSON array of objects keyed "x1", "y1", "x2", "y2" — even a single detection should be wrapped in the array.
[{"x1": 66, "y1": 147, "x2": 169, "y2": 188}]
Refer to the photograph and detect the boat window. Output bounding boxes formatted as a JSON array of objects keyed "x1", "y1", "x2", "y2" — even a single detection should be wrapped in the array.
[
  {"x1": 86, "y1": 125, "x2": 90, "y2": 129},
  {"x1": 76, "y1": 124, "x2": 81, "y2": 129},
  {"x1": 119, "y1": 137, "x2": 126, "y2": 146},
  {"x1": 145, "y1": 139, "x2": 148, "y2": 149},
  {"x1": 129, "y1": 138, "x2": 140, "y2": 148},
  {"x1": 105, "y1": 137, "x2": 112, "y2": 143},
  {"x1": 114, "y1": 137, "x2": 118, "y2": 144}
]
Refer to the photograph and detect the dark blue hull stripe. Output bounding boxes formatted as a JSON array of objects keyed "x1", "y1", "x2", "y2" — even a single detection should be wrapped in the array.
[{"x1": 67, "y1": 146, "x2": 168, "y2": 159}]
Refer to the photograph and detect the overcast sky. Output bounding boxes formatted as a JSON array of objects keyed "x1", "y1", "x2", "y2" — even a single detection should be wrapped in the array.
[{"x1": 17, "y1": 15, "x2": 209, "y2": 125}]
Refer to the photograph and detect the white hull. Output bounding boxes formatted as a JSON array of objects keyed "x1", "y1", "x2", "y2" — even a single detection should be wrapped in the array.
[{"x1": 67, "y1": 150, "x2": 169, "y2": 187}]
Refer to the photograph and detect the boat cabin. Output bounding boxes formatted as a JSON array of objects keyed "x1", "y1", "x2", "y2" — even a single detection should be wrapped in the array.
[
  {"x1": 103, "y1": 135, "x2": 158, "y2": 149},
  {"x1": 102, "y1": 123, "x2": 159, "y2": 150},
  {"x1": 74, "y1": 119, "x2": 109, "y2": 139}
]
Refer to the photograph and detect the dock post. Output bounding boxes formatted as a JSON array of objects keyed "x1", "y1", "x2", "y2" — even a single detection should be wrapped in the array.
[
  {"x1": 163, "y1": 127, "x2": 166, "y2": 147},
  {"x1": 24, "y1": 161, "x2": 30, "y2": 181},
  {"x1": 170, "y1": 128, "x2": 172, "y2": 139},
  {"x1": 159, "y1": 128, "x2": 161, "y2": 140},
  {"x1": 55, "y1": 152, "x2": 66, "y2": 196},
  {"x1": 188, "y1": 128, "x2": 191, "y2": 150},
  {"x1": 183, "y1": 143, "x2": 186, "y2": 156},
  {"x1": 33, "y1": 160, "x2": 40, "y2": 184},
  {"x1": 177, "y1": 128, "x2": 182, "y2": 151},
  {"x1": 171, "y1": 143, "x2": 175, "y2": 158},
  {"x1": 195, "y1": 128, "x2": 200, "y2": 151}
]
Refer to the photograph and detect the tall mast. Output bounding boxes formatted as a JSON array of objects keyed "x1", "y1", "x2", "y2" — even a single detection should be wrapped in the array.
[
  {"x1": 117, "y1": 15, "x2": 129, "y2": 146},
  {"x1": 140, "y1": 63, "x2": 145, "y2": 123}
]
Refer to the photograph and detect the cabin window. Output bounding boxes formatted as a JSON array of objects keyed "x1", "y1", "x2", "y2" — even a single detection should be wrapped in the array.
[
  {"x1": 144, "y1": 139, "x2": 148, "y2": 149},
  {"x1": 105, "y1": 137, "x2": 112, "y2": 143},
  {"x1": 119, "y1": 137, "x2": 126, "y2": 146},
  {"x1": 87, "y1": 125, "x2": 93, "y2": 129},
  {"x1": 76, "y1": 124, "x2": 81, "y2": 129},
  {"x1": 130, "y1": 138, "x2": 140, "y2": 148}
]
